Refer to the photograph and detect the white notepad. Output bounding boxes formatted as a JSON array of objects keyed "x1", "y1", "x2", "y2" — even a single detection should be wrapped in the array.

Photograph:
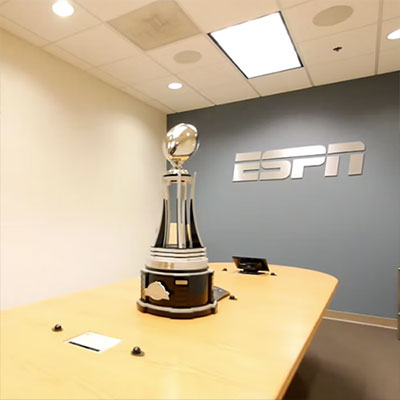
[{"x1": 67, "y1": 332, "x2": 121, "y2": 352}]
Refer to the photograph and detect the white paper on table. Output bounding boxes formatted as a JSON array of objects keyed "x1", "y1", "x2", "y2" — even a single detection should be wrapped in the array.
[{"x1": 67, "y1": 332, "x2": 121, "y2": 352}]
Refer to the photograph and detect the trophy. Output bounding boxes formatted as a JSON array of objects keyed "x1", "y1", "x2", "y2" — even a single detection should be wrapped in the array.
[{"x1": 137, "y1": 123, "x2": 217, "y2": 318}]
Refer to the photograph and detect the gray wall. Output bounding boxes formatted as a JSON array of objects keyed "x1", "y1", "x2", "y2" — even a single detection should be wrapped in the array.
[{"x1": 168, "y1": 72, "x2": 400, "y2": 319}]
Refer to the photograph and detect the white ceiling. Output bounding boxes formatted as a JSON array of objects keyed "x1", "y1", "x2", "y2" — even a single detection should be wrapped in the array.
[{"x1": 1, "y1": 0, "x2": 399, "y2": 114}]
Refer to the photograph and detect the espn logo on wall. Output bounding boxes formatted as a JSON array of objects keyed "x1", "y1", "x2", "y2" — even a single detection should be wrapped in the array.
[{"x1": 233, "y1": 142, "x2": 365, "y2": 182}]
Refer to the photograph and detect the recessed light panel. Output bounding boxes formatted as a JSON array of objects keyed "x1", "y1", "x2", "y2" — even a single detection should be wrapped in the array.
[
  {"x1": 168, "y1": 82, "x2": 183, "y2": 90},
  {"x1": 209, "y1": 12, "x2": 302, "y2": 79},
  {"x1": 387, "y1": 28, "x2": 400, "y2": 40},
  {"x1": 52, "y1": 0, "x2": 74, "y2": 17}
]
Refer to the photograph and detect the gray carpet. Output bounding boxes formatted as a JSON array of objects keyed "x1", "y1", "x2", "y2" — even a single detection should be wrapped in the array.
[{"x1": 284, "y1": 319, "x2": 400, "y2": 400}]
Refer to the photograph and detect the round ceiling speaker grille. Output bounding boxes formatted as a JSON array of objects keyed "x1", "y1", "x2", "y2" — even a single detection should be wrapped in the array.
[
  {"x1": 313, "y1": 5, "x2": 353, "y2": 27},
  {"x1": 174, "y1": 50, "x2": 202, "y2": 64}
]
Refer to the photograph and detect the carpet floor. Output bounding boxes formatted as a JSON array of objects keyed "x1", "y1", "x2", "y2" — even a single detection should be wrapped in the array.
[{"x1": 284, "y1": 318, "x2": 400, "y2": 400}]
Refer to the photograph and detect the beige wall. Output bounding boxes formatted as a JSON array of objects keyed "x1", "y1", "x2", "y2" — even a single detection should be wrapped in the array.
[{"x1": 0, "y1": 29, "x2": 165, "y2": 310}]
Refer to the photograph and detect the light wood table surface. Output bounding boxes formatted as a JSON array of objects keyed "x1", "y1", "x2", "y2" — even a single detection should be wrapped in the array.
[{"x1": 1, "y1": 263, "x2": 338, "y2": 400}]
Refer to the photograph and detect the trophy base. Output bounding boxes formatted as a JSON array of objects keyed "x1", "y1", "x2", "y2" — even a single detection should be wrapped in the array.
[
  {"x1": 137, "y1": 267, "x2": 217, "y2": 319},
  {"x1": 137, "y1": 299, "x2": 217, "y2": 319}
]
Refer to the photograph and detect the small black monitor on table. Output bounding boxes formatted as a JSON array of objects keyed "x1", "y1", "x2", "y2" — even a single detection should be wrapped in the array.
[{"x1": 232, "y1": 256, "x2": 269, "y2": 274}]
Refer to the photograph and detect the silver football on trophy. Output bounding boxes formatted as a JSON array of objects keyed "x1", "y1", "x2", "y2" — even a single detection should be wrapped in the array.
[{"x1": 163, "y1": 123, "x2": 199, "y2": 169}]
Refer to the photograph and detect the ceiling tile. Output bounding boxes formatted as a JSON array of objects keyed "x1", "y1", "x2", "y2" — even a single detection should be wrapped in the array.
[
  {"x1": 88, "y1": 68, "x2": 126, "y2": 88},
  {"x1": 121, "y1": 85, "x2": 158, "y2": 102},
  {"x1": 147, "y1": 34, "x2": 226, "y2": 73},
  {"x1": 382, "y1": 0, "x2": 400, "y2": 20},
  {"x1": 99, "y1": 54, "x2": 170, "y2": 86},
  {"x1": 378, "y1": 47, "x2": 400, "y2": 74},
  {"x1": 196, "y1": 81, "x2": 259, "y2": 105},
  {"x1": 130, "y1": 75, "x2": 194, "y2": 98},
  {"x1": 54, "y1": 24, "x2": 141, "y2": 67},
  {"x1": 109, "y1": 0, "x2": 200, "y2": 51},
  {"x1": 0, "y1": 15, "x2": 49, "y2": 46},
  {"x1": 177, "y1": 61, "x2": 246, "y2": 87},
  {"x1": 122, "y1": 86, "x2": 175, "y2": 113},
  {"x1": 158, "y1": 93, "x2": 212, "y2": 113},
  {"x1": 0, "y1": 0, "x2": 387, "y2": 112},
  {"x1": 130, "y1": 75, "x2": 213, "y2": 112},
  {"x1": 280, "y1": 0, "x2": 312, "y2": 9},
  {"x1": 283, "y1": 0, "x2": 380, "y2": 43},
  {"x1": 145, "y1": 99, "x2": 175, "y2": 114},
  {"x1": 307, "y1": 53, "x2": 375, "y2": 86},
  {"x1": 249, "y1": 68, "x2": 311, "y2": 96},
  {"x1": 380, "y1": 17, "x2": 400, "y2": 51},
  {"x1": 75, "y1": 0, "x2": 153, "y2": 21},
  {"x1": 177, "y1": 0, "x2": 279, "y2": 32},
  {"x1": 44, "y1": 43, "x2": 92, "y2": 70},
  {"x1": 378, "y1": 17, "x2": 400, "y2": 74},
  {"x1": 298, "y1": 24, "x2": 377, "y2": 66},
  {"x1": 0, "y1": 0, "x2": 100, "y2": 42},
  {"x1": 177, "y1": 61, "x2": 258, "y2": 104}
]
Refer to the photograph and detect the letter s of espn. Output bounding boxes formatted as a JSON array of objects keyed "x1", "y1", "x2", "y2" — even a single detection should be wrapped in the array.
[{"x1": 233, "y1": 142, "x2": 365, "y2": 182}]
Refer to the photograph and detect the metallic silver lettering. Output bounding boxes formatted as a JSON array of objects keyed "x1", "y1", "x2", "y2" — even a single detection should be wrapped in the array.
[
  {"x1": 233, "y1": 142, "x2": 365, "y2": 182},
  {"x1": 233, "y1": 152, "x2": 261, "y2": 182},
  {"x1": 325, "y1": 155, "x2": 340, "y2": 177},
  {"x1": 260, "y1": 160, "x2": 291, "y2": 180},
  {"x1": 348, "y1": 153, "x2": 364, "y2": 175},
  {"x1": 235, "y1": 152, "x2": 262, "y2": 162},
  {"x1": 291, "y1": 157, "x2": 326, "y2": 179},
  {"x1": 233, "y1": 162, "x2": 260, "y2": 182},
  {"x1": 325, "y1": 142, "x2": 365, "y2": 176},
  {"x1": 263, "y1": 145, "x2": 326, "y2": 159},
  {"x1": 327, "y1": 142, "x2": 365, "y2": 153}
]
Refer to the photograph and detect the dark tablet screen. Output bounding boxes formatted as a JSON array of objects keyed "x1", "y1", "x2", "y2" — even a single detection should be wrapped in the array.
[{"x1": 232, "y1": 256, "x2": 269, "y2": 273}]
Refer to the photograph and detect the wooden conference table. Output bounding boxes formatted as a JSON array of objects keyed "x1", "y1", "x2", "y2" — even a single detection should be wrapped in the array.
[{"x1": 1, "y1": 263, "x2": 337, "y2": 400}]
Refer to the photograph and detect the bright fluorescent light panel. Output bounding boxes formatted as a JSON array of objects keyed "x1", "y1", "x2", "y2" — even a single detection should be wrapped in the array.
[{"x1": 209, "y1": 12, "x2": 302, "y2": 79}]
